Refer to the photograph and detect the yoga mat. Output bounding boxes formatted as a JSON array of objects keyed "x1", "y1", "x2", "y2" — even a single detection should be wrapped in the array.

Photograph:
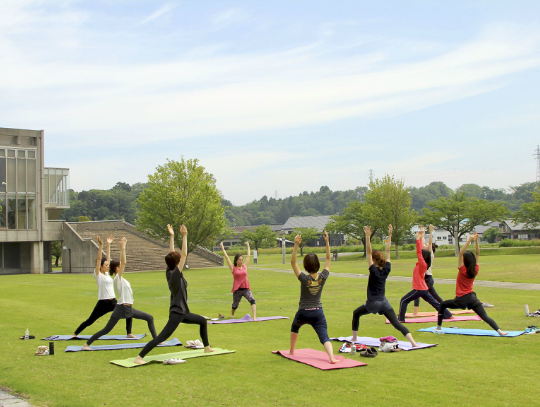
[
  {"x1": 65, "y1": 338, "x2": 182, "y2": 352},
  {"x1": 43, "y1": 334, "x2": 146, "y2": 341},
  {"x1": 330, "y1": 336, "x2": 437, "y2": 351},
  {"x1": 386, "y1": 315, "x2": 482, "y2": 324},
  {"x1": 417, "y1": 327, "x2": 526, "y2": 337},
  {"x1": 272, "y1": 349, "x2": 367, "y2": 370},
  {"x1": 208, "y1": 314, "x2": 289, "y2": 324},
  {"x1": 110, "y1": 348, "x2": 235, "y2": 368},
  {"x1": 405, "y1": 310, "x2": 474, "y2": 318}
]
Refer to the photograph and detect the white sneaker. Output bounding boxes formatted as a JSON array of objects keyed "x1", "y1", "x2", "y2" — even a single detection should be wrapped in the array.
[
  {"x1": 194, "y1": 339, "x2": 203, "y2": 348},
  {"x1": 482, "y1": 302, "x2": 494, "y2": 308},
  {"x1": 163, "y1": 358, "x2": 186, "y2": 365}
]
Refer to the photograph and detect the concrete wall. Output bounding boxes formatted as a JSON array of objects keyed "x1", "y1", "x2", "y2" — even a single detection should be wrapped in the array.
[{"x1": 62, "y1": 222, "x2": 99, "y2": 274}]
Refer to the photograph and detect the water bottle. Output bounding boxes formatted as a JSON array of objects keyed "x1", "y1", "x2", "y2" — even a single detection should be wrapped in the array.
[
  {"x1": 25, "y1": 328, "x2": 29, "y2": 340},
  {"x1": 350, "y1": 343, "x2": 356, "y2": 355}
]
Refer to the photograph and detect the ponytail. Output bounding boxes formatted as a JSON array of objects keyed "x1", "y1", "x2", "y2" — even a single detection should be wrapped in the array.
[{"x1": 463, "y1": 252, "x2": 477, "y2": 279}]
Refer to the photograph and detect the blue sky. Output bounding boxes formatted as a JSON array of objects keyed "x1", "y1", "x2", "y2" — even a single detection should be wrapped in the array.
[{"x1": 1, "y1": 1, "x2": 539, "y2": 204}]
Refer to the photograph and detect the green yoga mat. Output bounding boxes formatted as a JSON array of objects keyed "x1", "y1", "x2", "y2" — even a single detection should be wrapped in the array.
[{"x1": 110, "y1": 348, "x2": 235, "y2": 368}]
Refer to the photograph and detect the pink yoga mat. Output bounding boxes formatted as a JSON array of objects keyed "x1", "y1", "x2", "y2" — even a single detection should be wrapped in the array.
[
  {"x1": 386, "y1": 315, "x2": 482, "y2": 324},
  {"x1": 272, "y1": 349, "x2": 367, "y2": 370}
]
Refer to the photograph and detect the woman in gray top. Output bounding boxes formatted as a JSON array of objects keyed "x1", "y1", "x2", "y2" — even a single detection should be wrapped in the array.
[{"x1": 290, "y1": 231, "x2": 340, "y2": 364}]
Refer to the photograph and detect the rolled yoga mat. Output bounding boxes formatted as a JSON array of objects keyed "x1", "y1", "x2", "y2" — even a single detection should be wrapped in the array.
[
  {"x1": 208, "y1": 314, "x2": 289, "y2": 324},
  {"x1": 405, "y1": 310, "x2": 474, "y2": 318},
  {"x1": 417, "y1": 327, "x2": 526, "y2": 337},
  {"x1": 65, "y1": 338, "x2": 182, "y2": 352},
  {"x1": 43, "y1": 334, "x2": 146, "y2": 341},
  {"x1": 330, "y1": 336, "x2": 437, "y2": 351},
  {"x1": 272, "y1": 349, "x2": 367, "y2": 370},
  {"x1": 110, "y1": 348, "x2": 235, "y2": 368},
  {"x1": 386, "y1": 315, "x2": 481, "y2": 324}
]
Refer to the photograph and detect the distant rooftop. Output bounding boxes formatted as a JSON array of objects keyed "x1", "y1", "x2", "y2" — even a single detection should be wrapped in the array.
[{"x1": 282, "y1": 215, "x2": 332, "y2": 233}]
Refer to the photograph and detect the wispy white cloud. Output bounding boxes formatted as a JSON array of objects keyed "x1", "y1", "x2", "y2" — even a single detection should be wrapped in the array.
[
  {"x1": 139, "y1": 2, "x2": 178, "y2": 24},
  {"x1": 210, "y1": 8, "x2": 250, "y2": 27}
]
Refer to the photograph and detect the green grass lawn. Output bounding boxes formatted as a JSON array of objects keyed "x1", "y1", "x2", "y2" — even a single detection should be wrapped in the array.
[
  {"x1": 1, "y1": 267, "x2": 539, "y2": 407},
  {"x1": 253, "y1": 250, "x2": 540, "y2": 284}
]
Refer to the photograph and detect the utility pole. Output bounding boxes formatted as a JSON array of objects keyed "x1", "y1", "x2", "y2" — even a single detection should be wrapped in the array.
[{"x1": 369, "y1": 169, "x2": 374, "y2": 183}]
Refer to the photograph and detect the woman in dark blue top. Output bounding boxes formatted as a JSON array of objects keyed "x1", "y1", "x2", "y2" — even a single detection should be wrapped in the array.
[{"x1": 351, "y1": 225, "x2": 418, "y2": 347}]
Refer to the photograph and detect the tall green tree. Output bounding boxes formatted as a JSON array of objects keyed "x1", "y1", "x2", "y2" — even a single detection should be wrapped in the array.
[
  {"x1": 515, "y1": 190, "x2": 540, "y2": 228},
  {"x1": 420, "y1": 191, "x2": 509, "y2": 255},
  {"x1": 291, "y1": 227, "x2": 320, "y2": 255},
  {"x1": 51, "y1": 241, "x2": 62, "y2": 267},
  {"x1": 325, "y1": 201, "x2": 376, "y2": 257},
  {"x1": 483, "y1": 227, "x2": 502, "y2": 243},
  {"x1": 241, "y1": 225, "x2": 278, "y2": 251},
  {"x1": 364, "y1": 176, "x2": 417, "y2": 258},
  {"x1": 136, "y1": 158, "x2": 226, "y2": 254}
]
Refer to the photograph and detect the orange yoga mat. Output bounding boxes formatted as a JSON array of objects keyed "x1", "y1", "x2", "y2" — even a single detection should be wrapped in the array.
[{"x1": 405, "y1": 310, "x2": 474, "y2": 318}]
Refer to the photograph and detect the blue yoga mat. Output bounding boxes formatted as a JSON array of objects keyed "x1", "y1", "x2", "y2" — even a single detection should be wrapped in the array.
[
  {"x1": 65, "y1": 338, "x2": 182, "y2": 352},
  {"x1": 43, "y1": 334, "x2": 146, "y2": 341},
  {"x1": 417, "y1": 327, "x2": 526, "y2": 337}
]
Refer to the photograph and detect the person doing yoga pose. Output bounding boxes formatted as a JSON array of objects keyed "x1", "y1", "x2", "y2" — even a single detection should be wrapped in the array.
[
  {"x1": 72, "y1": 235, "x2": 134, "y2": 338},
  {"x1": 134, "y1": 225, "x2": 214, "y2": 364},
  {"x1": 434, "y1": 233, "x2": 507, "y2": 335},
  {"x1": 352, "y1": 225, "x2": 418, "y2": 347},
  {"x1": 398, "y1": 227, "x2": 453, "y2": 322},
  {"x1": 413, "y1": 225, "x2": 445, "y2": 315},
  {"x1": 290, "y1": 231, "x2": 339, "y2": 364},
  {"x1": 82, "y1": 237, "x2": 158, "y2": 350},
  {"x1": 220, "y1": 241, "x2": 257, "y2": 321}
]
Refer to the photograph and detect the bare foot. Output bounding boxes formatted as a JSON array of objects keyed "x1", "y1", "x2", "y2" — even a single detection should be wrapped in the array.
[
  {"x1": 126, "y1": 334, "x2": 136, "y2": 338},
  {"x1": 81, "y1": 344, "x2": 92, "y2": 351},
  {"x1": 351, "y1": 337, "x2": 357, "y2": 342},
  {"x1": 289, "y1": 350, "x2": 295, "y2": 355},
  {"x1": 133, "y1": 356, "x2": 146, "y2": 365},
  {"x1": 230, "y1": 315, "x2": 235, "y2": 319},
  {"x1": 71, "y1": 334, "x2": 77, "y2": 338},
  {"x1": 330, "y1": 358, "x2": 341, "y2": 364},
  {"x1": 253, "y1": 317, "x2": 258, "y2": 321},
  {"x1": 411, "y1": 342, "x2": 419, "y2": 348},
  {"x1": 204, "y1": 346, "x2": 215, "y2": 353},
  {"x1": 498, "y1": 330, "x2": 508, "y2": 336}
]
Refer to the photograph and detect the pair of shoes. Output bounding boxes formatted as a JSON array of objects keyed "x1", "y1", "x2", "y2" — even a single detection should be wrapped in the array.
[
  {"x1": 339, "y1": 343, "x2": 351, "y2": 353},
  {"x1": 482, "y1": 302, "x2": 494, "y2": 308},
  {"x1": 185, "y1": 339, "x2": 204, "y2": 349},
  {"x1": 163, "y1": 358, "x2": 186, "y2": 365},
  {"x1": 525, "y1": 326, "x2": 540, "y2": 334},
  {"x1": 35, "y1": 346, "x2": 49, "y2": 356},
  {"x1": 360, "y1": 347, "x2": 378, "y2": 358}
]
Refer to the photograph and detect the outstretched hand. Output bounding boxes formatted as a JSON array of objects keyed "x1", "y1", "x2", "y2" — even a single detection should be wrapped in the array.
[
  {"x1": 364, "y1": 225, "x2": 372, "y2": 235},
  {"x1": 429, "y1": 224, "x2": 434, "y2": 233},
  {"x1": 96, "y1": 236, "x2": 103, "y2": 245},
  {"x1": 180, "y1": 224, "x2": 187, "y2": 236},
  {"x1": 220, "y1": 242, "x2": 225, "y2": 250},
  {"x1": 119, "y1": 236, "x2": 127, "y2": 247},
  {"x1": 470, "y1": 233, "x2": 479, "y2": 241},
  {"x1": 294, "y1": 234, "x2": 302, "y2": 246},
  {"x1": 323, "y1": 230, "x2": 329, "y2": 243},
  {"x1": 244, "y1": 241, "x2": 250, "y2": 247},
  {"x1": 106, "y1": 235, "x2": 114, "y2": 244},
  {"x1": 167, "y1": 224, "x2": 174, "y2": 235},
  {"x1": 388, "y1": 224, "x2": 393, "y2": 234}
]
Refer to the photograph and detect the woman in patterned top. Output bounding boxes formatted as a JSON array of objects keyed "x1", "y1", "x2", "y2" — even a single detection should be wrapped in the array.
[{"x1": 290, "y1": 231, "x2": 339, "y2": 364}]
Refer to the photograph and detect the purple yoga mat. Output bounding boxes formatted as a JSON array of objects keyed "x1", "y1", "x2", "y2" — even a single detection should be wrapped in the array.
[
  {"x1": 208, "y1": 314, "x2": 289, "y2": 324},
  {"x1": 330, "y1": 336, "x2": 437, "y2": 351}
]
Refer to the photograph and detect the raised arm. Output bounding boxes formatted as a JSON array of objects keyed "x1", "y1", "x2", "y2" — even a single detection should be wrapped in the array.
[
  {"x1": 220, "y1": 242, "x2": 234, "y2": 271},
  {"x1": 243, "y1": 242, "x2": 251, "y2": 268},
  {"x1": 415, "y1": 227, "x2": 425, "y2": 262},
  {"x1": 94, "y1": 236, "x2": 103, "y2": 276},
  {"x1": 117, "y1": 237, "x2": 127, "y2": 279},
  {"x1": 385, "y1": 224, "x2": 393, "y2": 262},
  {"x1": 177, "y1": 225, "x2": 188, "y2": 271},
  {"x1": 167, "y1": 224, "x2": 175, "y2": 253},
  {"x1": 473, "y1": 233, "x2": 480, "y2": 262},
  {"x1": 323, "y1": 231, "x2": 331, "y2": 272},
  {"x1": 458, "y1": 234, "x2": 475, "y2": 268},
  {"x1": 291, "y1": 234, "x2": 302, "y2": 278},
  {"x1": 428, "y1": 225, "x2": 434, "y2": 253},
  {"x1": 106, "y1": 235, "x2": 114, "y2": 263},
  {"x1": 364, "y1": 226, "x2": 373, "y2": 267}
]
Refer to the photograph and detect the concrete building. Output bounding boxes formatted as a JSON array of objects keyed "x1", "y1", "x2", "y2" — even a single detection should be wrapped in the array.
[
  {"x1": 0, "y1": 127, "x2": 69, "y2": 274},
  {"x1": 282, "y1": 215, "x2": 344, "y2": 247}
]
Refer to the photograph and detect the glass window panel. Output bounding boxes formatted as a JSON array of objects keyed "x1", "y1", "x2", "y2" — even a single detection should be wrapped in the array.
[
  {"x1": 7, "y1": 159, "x2": 15, "y2": 193},
  {"x1": 0, "y1": 157, "x2": 5, "y2": 193},
  {"x1": 50, "y1": 173, "x2": 56, "y2": 203},
  {"x1": 17, "y1": 150, "x2": 25, "y2": 158},
  {"x1": 4, "y1": 242, "x2": 20, "y2": 268},
  {"x1": 43, "y1": 171, "x2": 49, "y2": 202},
  {"x1": 0, "y1": 197, "x2": 5, "y2": 228},
  {"x1": 27, "y1": 197, "x2": 35, "y2": 229},
  {"x1": 27, "y1": 159, "x2": 36, "y2": 193},
  {"x1": 17, "y1": 198, "x2": 26, "y2": 229},
  {"x1": 0, "y1": 244, "x2": 3, "y2": 267},
  {"x1": 17, "y1": 158, "x2": 26, "y2": 192},
  {"x1": 7, "y1": 150, "x2": 15, "y2": 158},
  {"x1": 7, "y1": 197, "x2": 16, "y2": 229},
  {"x1": 27, "y1": 150, "x2": 36, "y2": 159},
  {"x1": 0, "y1": 150, "x2": 4, "y2": 157}
]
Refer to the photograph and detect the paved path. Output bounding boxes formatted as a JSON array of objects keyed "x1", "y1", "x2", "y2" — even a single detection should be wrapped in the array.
[
  {"x1": 250, "y1": 267, "x2": 540, "y2": 291},
  {"x1": 0, "y1": 387, "x2": 33, "y2": 407}
]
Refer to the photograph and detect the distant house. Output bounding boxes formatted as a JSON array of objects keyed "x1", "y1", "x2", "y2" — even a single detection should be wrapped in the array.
[
  {"x1": 501, "y1": 220, "x2": 540, "y2": 240},
  {"x1": 411, "y1": 225, "x2": 469, "y2": 245},
  {"x1": 282, "y1": 215, "x2": 344, "y2": 247},
  {"x1": 474, "y1": 221, "x2": 503, "y2": 242}
]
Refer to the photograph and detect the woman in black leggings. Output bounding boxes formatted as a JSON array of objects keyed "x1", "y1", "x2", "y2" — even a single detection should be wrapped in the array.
[
  {"x1": 134, "y1": 224, "x2": 214, "y2": 364},
  {"x1": 434, "y1": 233, "x2": 507, "y2": 335},
  {"x1": 352, "y1": 225, "x2": 418, "y2": 347},
  {"x1": 82, "y1": 237, "x2": 158, "y2": 350}
]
